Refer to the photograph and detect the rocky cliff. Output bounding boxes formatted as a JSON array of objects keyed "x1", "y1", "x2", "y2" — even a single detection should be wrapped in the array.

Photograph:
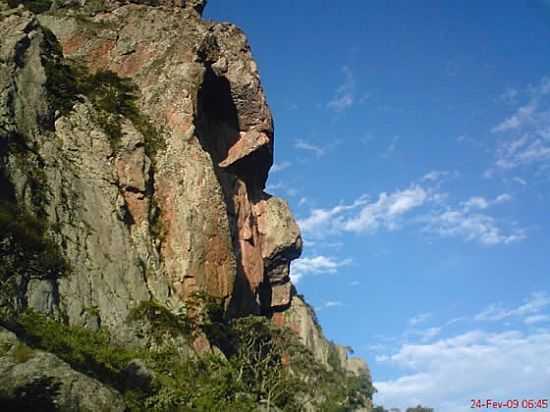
[{"x1": 0, "y1": 0, "x2": 372, "y2": 409}]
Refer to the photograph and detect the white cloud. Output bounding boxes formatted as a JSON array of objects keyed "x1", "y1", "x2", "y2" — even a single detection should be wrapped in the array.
[
  {"x1": 298, "y1": 184, "x2": 427, "y2": 237},
  {"x1": 328, "y1": 94, "x2": 353, "y2": 112},
  {"x1": 297, "y1": 196, "x2": 369, "y2": 238},
  {"x1": 495, "y1": 134, "x2": 550, "y2": 170},
  {"x1": 475, "y1": 292, "x2": 550, "y2": 322},
  {"x1": 266, "y1": 181, "x2": 299, "y2": 198},
  {"x1": 462, "y1": 196, "x2": 490, "y2": 211},
  {"x1": 494, "y1": 193, "x2": 512, "y2": 203},
  {"x1": 324, "y1": 301, "x2": 344, "y2": 308},
  {"x1": 425, "y1": 191, "x2": 521, "y2": 246},
  {"x1": 422, "y1": 170, "x2": 448, "y2": 182},
  {"x1": 499, "y1": 87, "x2": 518, "y2": 104},
  {"x1": 409, "y1": 313, "x2": 432, "y2": 327},
  {"x1": 490, "y1": 76, "x2": 550, "y2": 174},
  {"x1": 266, "y1": 182, "x2": 284, "y2": 191},
  {"x1": 414, "y1": 327, "x2": 442, "y2": 343},
  {"x1": 374, "y1": 328, "x2": 550, "y2": 412},
  {"x1": 342, "y1": 185, "x2": 429, "y2": 233},
  {"x1": 294, "y1": 139, "x2": 326, "y2": 157},
  {"x1": 445, "y1": 317, "x2": 467, "y2": 326},
  {"x1": 359, "y1": 93, "x2": 370, "y2": 104},
  {"x1": 327, "y1": 65, "x2": 355, "y2": 112},
  {"x1": 271, "y1": 161, "x2": 291, "y2": 173},
  {"x1": 512, "y1": 176, "x2": 527, "y2": 185},
  {"x1": 492, "y1": 102, "x2": 537, "y2": 133},
  {"x1": 290, "y1": 255, "x2": 352, "y2": 283},
  {"x1": 380, "y1": 136, "x2": 399, "y2": 158},
  {"x1": 461, "y1": 193, "x2": 512, "y2": 211},
  {"x1": 424, "y1": 208, "x2": 525, "y2": 246},
  {"x1": 298, "y1": 179, "x2": 524, "y2": 246},
  {"x1": 524, "y1": 314, "x2": 550, "y2": 325}
]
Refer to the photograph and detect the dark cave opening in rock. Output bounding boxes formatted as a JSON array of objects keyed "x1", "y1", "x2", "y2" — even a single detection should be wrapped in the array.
[
  {"x1": 196, "y1": 66, "x2": 262, "y2": 317},
  {"x1": 196, "y1": 66, "x2": 240, "y2": 165}
]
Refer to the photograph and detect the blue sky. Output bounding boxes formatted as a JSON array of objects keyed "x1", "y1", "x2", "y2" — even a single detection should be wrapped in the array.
[{"x1": 205, "y1": 2, "x2": 550, "y2": 410}]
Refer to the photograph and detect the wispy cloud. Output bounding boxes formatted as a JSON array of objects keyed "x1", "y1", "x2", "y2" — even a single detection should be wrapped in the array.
[
  {"x1": 424, "y1": 208, "x2": 525, "y2": 246},
  {"x1": 315, "y1": 300, "x2": 345, "y2": 312},
  {"x1": 475, "y1": 292, "x2": 550, "y2": 322},
  {"x1": 409, "y1": 313, "x2": 432, "y2": 327},
  {"x1": 422, "y1": 190, "x2": 522, "y2": 246},
  {"x1": 297, "y1": 196, "x2": 369, "y2": 238},
  {"x1": 374, "y1": 328, "x2": 550, "y2": 412},
  {"x1": 422, "y1": 170, "x2": 448, "y2": 182},
  {"x1": 380, "y1": 136, "x2": 399, "y2": 158},
  {"x1": 524, "y1": 314, "x2": 550, "y2": 325},
  {"x1": 489, "y1": 76, "x2": 550, "y2": 175},
  {"x1": 512, "y1": 176, "x2": 527, "y2": 185},
  {"x1": 461, "y1": 193, "x2": 512, "y2": 212},
  {"x1": 290, "y1": 255, "x2": 352, "y2": 283},
  {"x1": 298, "y1": 185, "x2": 427, "y2": 238},
  {"x1": 294, "y1": 139, "x2": 326, "y2": 157},
  {"x1": 298, "y1": 177, "x2": 525, "y2": 246},
  {"x1": 324, "y1": 300, "x2": 344, "y2": 307},
  {"x1": 499, "y1": 87, "x2": 519, "y2": 105},
  {"x1": 414, "y1": 327, "x2": 442, "y2": 343},
  {"x1": 271, "y1": 161, "x2": 291, "y2": 173},
  {"x1": 342, "y1": 185, "x2": 429, "y2": 233},
  {"x1": 266, "y1": 181, "x2": 299, "y2": 198},
  {"x1": 492, "y1": 103, "x2": 538, "y2": 133},
  {"x1": 327, "y1": 66, "x2": 356, "y2": 112}
]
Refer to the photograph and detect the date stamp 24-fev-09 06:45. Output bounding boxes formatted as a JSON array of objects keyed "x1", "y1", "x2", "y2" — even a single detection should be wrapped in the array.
[{"x1": 470, "y1": 399, "x2": 549, "y2": 409}]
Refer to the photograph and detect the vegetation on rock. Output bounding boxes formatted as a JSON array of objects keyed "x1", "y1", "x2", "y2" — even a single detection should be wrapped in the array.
[
  {"x1": 6, "y1": 0, "x2": 52, "y2": 14},
  {"x1": 0, "y1": 301, "x2": 375, "y2": 411},
  {"x1": 37, "y1": 28, "x2": 164, "y2": 155},
  {"x1": 0, "y1": 200, "x2": 67, "y2": 320},
  {"x1": 70, "y1": 66, "x2": 164, "y2": 155}
]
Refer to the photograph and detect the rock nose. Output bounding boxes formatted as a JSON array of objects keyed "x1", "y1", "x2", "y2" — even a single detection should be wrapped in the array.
[
  {"x1": 183, "y1": 0, "x2": 207, "y2": 14},
  {"x1": 256, "y1": 195, "x2": 303, "y2": 309}
]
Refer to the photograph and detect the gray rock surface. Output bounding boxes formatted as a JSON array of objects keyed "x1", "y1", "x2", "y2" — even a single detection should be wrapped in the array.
[{"x1": 0, "y1": 327, "x2": 126, "y2": 411}]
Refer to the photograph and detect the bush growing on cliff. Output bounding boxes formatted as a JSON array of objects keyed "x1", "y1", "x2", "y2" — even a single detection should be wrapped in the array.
[
  {"x1": 6, "y1": 0, "x2": 52, "y2": 14},
  {"x1": 128, "y1": 300, "x2": 194, "y2": 342},
  {"x1": 69, "y1": 67, "x2": 165, "y2": 156},
  {"x1": 34, "y1": 28, "x2": 164, "y2": 156},
  {"x1": 0, "y1": 200, "x2": 67, "y2": 320},
  {"x1": 3, "y1": 301, "x2": 375, "y2": 411}
]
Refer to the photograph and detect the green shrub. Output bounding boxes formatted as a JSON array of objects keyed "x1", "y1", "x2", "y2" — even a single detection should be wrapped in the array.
[
  {"x1": 128, "y1": 300, "x2": 193, "y2": 341},
  {"x1": 34, "y1": 28, "x2": 165, "y2": 154},
  {"x1": 17, "y1": 310, "x2": 142, "y2": 390},
  {"x1": 40, "y1": 28, "x2": 81, "y2": 118},
  {"x1": 8, "y1": 302, "x2": 375, "y2": 412},
  {"x1": 72, "y1": 67, "x2": 165, "y2": 155},
  {"x1": 12, "y1": 342, "x2": 34, "y2": 363},
  {"x1": 0, "y1": 201, "x2": 67, "y2": 320},
  {"x1": 7, "y1": 0, "x2": 52, "y2": 14}
]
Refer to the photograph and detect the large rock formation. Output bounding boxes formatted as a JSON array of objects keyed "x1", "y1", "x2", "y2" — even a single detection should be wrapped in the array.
[
  {"x1": 0, "y1": 327, "x2": 126, "y2": 411},
  {"x1": 0, "y1": 0, "x2": 371, "y2": 408}
]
